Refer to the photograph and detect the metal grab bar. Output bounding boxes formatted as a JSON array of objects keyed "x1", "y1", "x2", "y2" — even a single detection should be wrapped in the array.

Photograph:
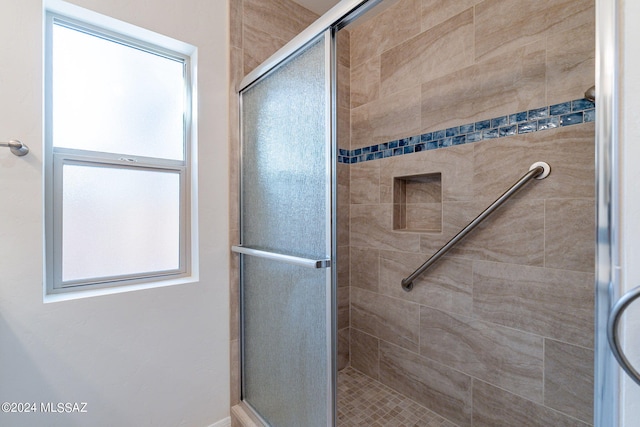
[
  {"x1": 0, "y1": 139, "x2": 29, "y2": 156},
  {"x1": 231, "y1": 245, "x2": 331, "y2": 269},
  {"x1": 607, "y1": 285, "x2": 640, "y2": 386},
  {"x1": 401, "y1": 161, "x2": 551, "y2": 292}
]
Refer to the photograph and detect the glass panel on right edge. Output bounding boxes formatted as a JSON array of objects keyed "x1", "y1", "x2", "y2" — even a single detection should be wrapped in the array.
[{"x1": 240, "y1": 35, "x2": 333, "y2": 426}]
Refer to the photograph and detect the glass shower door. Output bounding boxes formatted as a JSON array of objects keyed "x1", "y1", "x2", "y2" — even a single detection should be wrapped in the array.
[{"x1": 235, "y1": 32, "x2": 335, "y2": 426}]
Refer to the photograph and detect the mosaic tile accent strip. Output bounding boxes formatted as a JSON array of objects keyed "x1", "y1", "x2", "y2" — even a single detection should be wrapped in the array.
[
  {"x1": 338, "y1": 98, "x2": 595, "y2": 164},
  {"x1": 337, "y1": 367, "x2": 457, "y2": 427}
]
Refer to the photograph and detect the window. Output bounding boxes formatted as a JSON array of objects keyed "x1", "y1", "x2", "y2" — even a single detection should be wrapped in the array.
[{"x1": 45, "y1": 10, "x2": 194, "y2": 295}]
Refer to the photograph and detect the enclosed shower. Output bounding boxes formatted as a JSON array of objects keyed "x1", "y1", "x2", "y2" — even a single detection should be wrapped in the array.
[{"x1": 231, "y1": 0, "x2": 597, "y2": 425}]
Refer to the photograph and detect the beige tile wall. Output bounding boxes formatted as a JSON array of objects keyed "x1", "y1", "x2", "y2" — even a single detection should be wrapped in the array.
[{"x1": 344, "y1": 0, "x2": 595, "y2": 426}]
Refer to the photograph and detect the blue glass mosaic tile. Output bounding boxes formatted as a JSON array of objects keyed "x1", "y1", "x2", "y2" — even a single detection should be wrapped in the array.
[
  {"x1": 518, "y1": 121, "x2": 537, "y2": 134},
  {"x1": 572, "y1": 99, "x2": 595, "y2": 111},
  {"x1": 467, "y1": 131, "x2": 483, "y2": 143},
  {"x1": 550, "y1": 102, "x2": 572, "y2": 116},
  {"x1": 584, "y1": 109, "x2": 595, "y2": 123},
  {"x1": 460, "y1": 124, "x2": 475, "y2": 134},
  {"x1": 528, "y1": 107, "x2": 548, "y2": 120},
  {"x1": 475, "y1": 119, "x2": 491, "y2": 131},
  {"x1": 421, "y1": 132, "x2": 433, "y2": 142},
  {"x1": 453, "y1": 135, "x2": 466, "y2": 145},
  {"x1": 510, "y1": 111, "x2": 528, "y2": 124},
  {"x1": 491, "y1": 116, "x2": 508, "y2": 128},
  {"x1": 433, "y1": 129, "x2": 446, "y2": 139},
  {"x1": 499, "y1": 125, "x2": 517, "y2": 137},
  {"x1": 538, "y1": 117, "x2": 560, "y2": 130},
  {"x1": 446, "y1": 127, "x2": 460, "y2": 137},
  {"x1": 340, "y1": 98, "x2": 595, "y2": 164},
  {"x1": 483, "y1": 128, "x2": 499, "y2": 139},
  {"x1": 560, "y1": 112, "x2": 584, "y2": 126}
]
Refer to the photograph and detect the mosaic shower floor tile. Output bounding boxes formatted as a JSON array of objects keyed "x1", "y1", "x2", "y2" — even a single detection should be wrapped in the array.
[{"x1": 337, "y1": 367, "x2": 458, "y2": 427}]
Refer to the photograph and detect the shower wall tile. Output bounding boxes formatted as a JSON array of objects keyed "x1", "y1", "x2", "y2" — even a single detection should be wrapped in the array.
[
  {"x1": 349, "y1": 0, "x2": 421, "y2": 67},
  {"x1": 230, "y1": 0, "x2": 243, "y2": 49},
  {"x1": 405, "y1": 203, "x2": 442, "y2": 231},
  {"x1": 472, "y1": 380, "x2": 590, "y2": 427},
  {"x1": 350, "y1": 246, "x2": 379, "y2": 292},
  {"x1": 338, "y1": 285, "x2": 350, "y2": 330},
  {"x1": 242, "y1": 0, "x2": 317, "y2": 74},
  {"x1": 351, "y1": 287, "x2": 420, "y2": 353},
  {"x1": 419, "y1": 201, "x2": 480, "y2": 259},
  {"x1": 337, "y1": 328, "x2": 350, "y2": 371},
  {"x1": 379, "y1": 8, "x2": 474, "y2": 98},
  {"x1": 337, "y1": 244, "x2": 350, "y2": 288},
  {"x1": 350, "y1": 57, "x2": 380, "y2": 109},
  {"x1": 474, "y1": 0, "x2": 594, "y2": 61},
  {"x1": 419, "y1": 306, "x2": 544, "y2": 402},
  {"x1": 379, "y1": 144, "x2": 475, "y2": 203},
  {"x1": 544, "y1": 339, "x2": 594, "y2": 423},
  {"x1": 545, "y1": 198, "x2": 595, "y2": 273},
  {"x1": 338, "y1": 63, "x2": 351, "y2": 111},
  {"x1": 337, "y1": 28, "x2": 350, "y2": 69},
  {"x1": 350, "y1": 161, "x2": 380, "y2": 204},
  {"x1": 379, "y1": 341, "x2": 473, "y2": 427},
  {"x1": 337, "y1": 163, "x2": 350, "y2": 247},
  {"x1": 546, "y1": 20, "x2": 595, "y2": 106},
  {"x1": 420, "y1": 0, "x2": 481, "y2": 32},
  {"x1": 472, "y1": 123, "x2": 595, "y2": 201},
  {"x1": 420, "y1": 43, "x2": 546, "y2": 133},
  {"x1": 473, "y1": 261, "x2": 594, "y2": 348},
  {"x1": 351, "y1": 86, "x2": 422, "y2": 149},
  {"x1": 469, "y1": 197, "x2": 545, "y2": 267},
  {"x1": 351, "y1": 204, "x2": 421, "y2": 252},
  {"x1": 350, "y1": 328, "x2": 379, "y2": 380},
  {"x1": 378, "y1": 251, "x2": 473, "y2": 316}
]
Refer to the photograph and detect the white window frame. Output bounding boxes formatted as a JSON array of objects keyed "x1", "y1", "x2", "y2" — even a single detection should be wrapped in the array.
[{"x1": 44, "y1": 4, "x2": 197, "y2": 298}]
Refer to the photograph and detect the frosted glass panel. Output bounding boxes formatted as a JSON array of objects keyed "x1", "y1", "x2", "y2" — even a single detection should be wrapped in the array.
[
  {"x1": 240, "y1": 36, "x2": 332, "y2": 426},
  {"x1": 62, "y1": 164, "x2": 180, "y2": 282},
  {"x1": 242, "y1": 38, "x2": 327, "y2": 260},
  {"x1": 52, "y1": 23, "x2": 185, "y2": 160},
  {"x1": 243, "y1": 257, "x2": 327, "y2": 426}
]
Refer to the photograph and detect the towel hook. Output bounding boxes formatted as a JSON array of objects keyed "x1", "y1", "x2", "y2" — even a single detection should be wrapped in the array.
[{"x1": 0, "y1": 140, "x2": 29, "y2": 156}]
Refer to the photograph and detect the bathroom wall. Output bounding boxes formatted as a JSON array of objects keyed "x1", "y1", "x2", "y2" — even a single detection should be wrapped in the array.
[
  {"x1": 228, "y1": 0, "x2": 319, "y2": 412},
  {"x1": 345, "y1": 0, "x2": 595, "y2": 426},
  {"x1": 0, "y1": 0, "x2": 230, "y2": 426}
]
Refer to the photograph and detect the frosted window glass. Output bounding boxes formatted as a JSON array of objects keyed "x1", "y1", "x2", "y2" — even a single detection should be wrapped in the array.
[
  {"x1": 241, "y1": 38, "x2": 327, "y2": 260},
  {"x1": 61, "y1": 164, "x2": 180, "y2": 282},
  {"x1": 52, "y1": 23, "x2": 185, "y2": 160}
]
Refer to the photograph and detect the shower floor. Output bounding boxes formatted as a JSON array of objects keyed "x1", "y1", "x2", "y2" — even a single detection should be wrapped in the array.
[{"x1": 337, "y1": 367, "x2": 457, "y2": 427}]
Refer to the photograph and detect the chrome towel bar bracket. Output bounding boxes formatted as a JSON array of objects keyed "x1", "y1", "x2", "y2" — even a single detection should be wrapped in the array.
[
  {"x1": 0, "y1": 139, "x2": 29, "y2": 156},
  {"x1": 401, "y1": 161, "x2": 551, "y2": 292},
  {"x1": 607, "y1": 285, "x2": 640, "y2": 386}
]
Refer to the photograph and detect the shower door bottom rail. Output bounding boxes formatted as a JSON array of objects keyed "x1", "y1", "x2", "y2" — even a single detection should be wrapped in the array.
[
  {"x1": 401, "y1": 161, "x2": 551, "y2": 292},
  {"x1": 231, "y1": 245, "x2": 331, "y2": 269}
]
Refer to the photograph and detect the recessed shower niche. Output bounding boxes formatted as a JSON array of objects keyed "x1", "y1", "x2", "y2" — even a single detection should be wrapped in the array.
[{"x1": 393, "y1": 172, "x2": 442, "y2": 232}]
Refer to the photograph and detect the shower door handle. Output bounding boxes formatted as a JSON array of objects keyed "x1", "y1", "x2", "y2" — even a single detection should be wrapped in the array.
[
  {"x1": 607, "y1": 285, "x2": 640, "y2": 386},
  {"x1": 231, "y1": 245, "x2": 331, "y2": 269}
]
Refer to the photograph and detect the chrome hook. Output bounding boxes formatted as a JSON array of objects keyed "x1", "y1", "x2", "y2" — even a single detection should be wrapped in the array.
[{"x1": 0, "y1": 139, "x2": 29, "y2": 156}]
